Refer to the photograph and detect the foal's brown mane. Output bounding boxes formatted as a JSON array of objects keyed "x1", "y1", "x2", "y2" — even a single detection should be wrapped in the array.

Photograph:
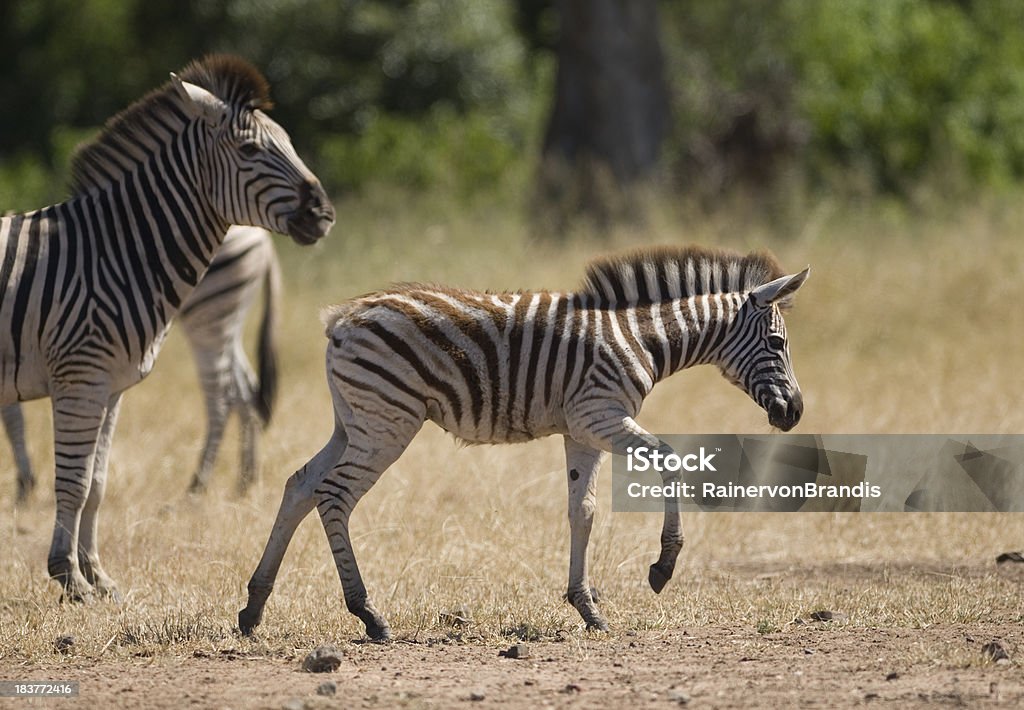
[{"x1": 581, "y1": 245, "x2": 788, "y2": 307}]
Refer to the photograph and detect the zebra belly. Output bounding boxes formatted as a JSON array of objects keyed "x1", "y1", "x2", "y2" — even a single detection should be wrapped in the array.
[{"x1": 426, "y1": 403, "x2": 568, "y2": 445}]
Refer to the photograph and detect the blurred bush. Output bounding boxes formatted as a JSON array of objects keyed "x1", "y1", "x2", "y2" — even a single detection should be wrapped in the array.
[
  {"x1": 0, "y1": 0, "x2": 544, "y2": 210},
  {"x1": 663, "y1": 0, "x2": 1024, "y2": 200},
  {"x1": 4, "y1": 0, "x2": 1024, "y2": 212}
]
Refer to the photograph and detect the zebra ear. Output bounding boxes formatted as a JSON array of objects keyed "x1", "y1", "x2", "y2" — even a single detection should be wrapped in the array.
[
  {"x1": 749, "y1": 266, "x2": 810, "y2": 308},
  {"x1": 170, "y1": 72, "x2": 229, "y2": 127}
]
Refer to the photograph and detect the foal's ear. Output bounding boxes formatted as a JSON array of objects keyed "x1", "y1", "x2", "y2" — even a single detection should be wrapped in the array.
[
  {"x1": 170, "y1": 72, "x2": 229, "y2": 127},
  {"x1": 749, "y1": 267, "x2": 810, "y2": 308}
]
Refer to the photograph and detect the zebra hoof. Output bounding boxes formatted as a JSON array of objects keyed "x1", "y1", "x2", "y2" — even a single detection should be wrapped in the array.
[
  {"x1": 648, "y1": 563, "x2": 672, "y2": 594},
  {"x1": 365, "y1": 622, "x2": 393, "y2": 643},
  {"x1": 238, "y1": 607, "x2": 262, "y2": 636}
]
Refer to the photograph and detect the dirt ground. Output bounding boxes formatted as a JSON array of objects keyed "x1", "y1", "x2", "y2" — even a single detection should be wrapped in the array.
[{"x1": 1, "y1": 622, "x2": 1020, "y2": 709}]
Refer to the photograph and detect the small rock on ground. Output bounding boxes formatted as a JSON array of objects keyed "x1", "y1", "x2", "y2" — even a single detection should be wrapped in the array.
[
  {"x1": 499, "y1": 644, "x2": 532, "y2": 659},
  {"x1": 982, "y1": 640, "x2": 1010, "y2": 662},
  {"x1": 317, "y1": 681, "x2": 338, "y2": 696},
  {"x1": 302, "y1": 644, "x2": 344, "y2": 673}
]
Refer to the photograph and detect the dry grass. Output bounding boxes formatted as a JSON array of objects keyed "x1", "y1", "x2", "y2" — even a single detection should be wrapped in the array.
[{"x1": 2, "y1": 192, "x2": 1024, "y2": 667}]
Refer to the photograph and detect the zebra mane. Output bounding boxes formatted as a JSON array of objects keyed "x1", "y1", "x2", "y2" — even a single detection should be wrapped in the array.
[
  {"x1": 581, "y1": 245, "x2": 789, "y2": 307},
  {"x1": 68, "y1": 54, "x2": 272, "y2": 193}
]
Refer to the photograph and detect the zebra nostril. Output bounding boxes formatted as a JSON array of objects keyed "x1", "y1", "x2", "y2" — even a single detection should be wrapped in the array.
[
  {"x1": 788, "y1": 391, "x2": 804, "y2": 422},
  {"x1": 297, "y1": 180, "x2": 335, "y2": 224}
]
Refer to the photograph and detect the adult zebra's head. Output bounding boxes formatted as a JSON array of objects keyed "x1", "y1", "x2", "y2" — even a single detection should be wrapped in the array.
[
  {"x1": 718, "y1": 267, "x2": 810, "y2": 432},
  {"x1": 171, "y1": 55, "x2": 335, "y2": 245}
]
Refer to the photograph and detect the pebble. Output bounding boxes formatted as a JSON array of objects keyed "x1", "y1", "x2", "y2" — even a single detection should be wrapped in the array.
[
  {"x1": 500, "y1": 643, "x2": 532, "y2": 659},
  {"x1": 316, "y1": 681, "x2": 338, "y2": 696},
  {"x1": 982, "y1": 640, "x2": 1010, "y2": 662},
  {"x1": 302, "y1": 644, "x2": 344, "y2": 673}
]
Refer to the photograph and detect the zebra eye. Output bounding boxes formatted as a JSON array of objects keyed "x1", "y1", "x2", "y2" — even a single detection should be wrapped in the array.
[
  {"x1": 767, "y1": 334, "x2": 786, "y2": 349},
  {"x1": 239, "y1": 141, "x2": 261, "y2": 158}
]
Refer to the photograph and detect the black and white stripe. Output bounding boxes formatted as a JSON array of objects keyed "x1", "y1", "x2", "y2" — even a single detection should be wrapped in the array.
[
  {"x1": 0, "y1": 55, "x2": 333, "y2": 601},
  {"x1": 3, "y1": 225, "x2": 281, "y2": 500},
  {"x1": 239, "y1": 246, "x2": 809, "y2": 639}
]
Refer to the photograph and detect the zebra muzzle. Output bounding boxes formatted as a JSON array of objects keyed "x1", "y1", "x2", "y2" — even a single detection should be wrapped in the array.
[
  {"x1": 286, "y1": 180, "x2": 335, "y2": 244},
  {"x1": 767, "y1": 391, "x2": 803, "y2": 431}
]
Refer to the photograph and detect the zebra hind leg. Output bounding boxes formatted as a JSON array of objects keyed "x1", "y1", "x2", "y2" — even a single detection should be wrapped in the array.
[
  {"x1": 237, "y1": 404, "x2": 258, "y2": 494},
  {"x1": 315, "y1": 394, "x2": 424, "y2": 642},
  {"x1": 562, "y1": 436, "x2": 609, "y2": 631},
  {"x1": 2, "y1": 404, "x2": 37, "y2": 503},
  {"x1": 77, "y1": 394, "x2": 123, "y2": 601},
  {"x1": 187, "y1": 373, "x2": 232, "y2": 495},
  {"x1": 239, "y1": 425, "x2": 349, "y2": 635},
  {"x1": 236, "y1": 355, "x2": 261, "y2": 494}
]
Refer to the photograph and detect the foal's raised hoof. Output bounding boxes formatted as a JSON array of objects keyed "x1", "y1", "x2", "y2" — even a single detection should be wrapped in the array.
[
  {"x1": 238, "y1": 608, "x2": 262, "y2": 636},
  {"x1": 648, "y1": 563, "x2": 673, "y2": 594}
]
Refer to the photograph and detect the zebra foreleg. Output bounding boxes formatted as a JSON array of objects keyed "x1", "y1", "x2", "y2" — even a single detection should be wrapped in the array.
[
  {"x1": 77, "y1": 393, "x2": 123, "y2": 601},
  {"x1": 562, "y1": 436, "x2": 608, "y2": 631},
  {"x1": 48, "y1": 390, "x2": 112, "y2": 602},
  {"x1": 2, "y1": 404, "x2": 36, "y2": 503},
  {"x1": 570, "y1": 412, "x2": 685, "y2": 596},
  {"x1": 238, "y1": 428, "x2": 348, "y2": 635}
]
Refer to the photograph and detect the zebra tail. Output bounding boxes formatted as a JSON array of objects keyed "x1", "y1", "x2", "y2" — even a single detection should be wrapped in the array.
[{"x1": 255, "y1": 248, "x2": 281, "y2": 427}]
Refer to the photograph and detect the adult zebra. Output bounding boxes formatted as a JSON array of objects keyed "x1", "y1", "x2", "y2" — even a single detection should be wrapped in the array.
[
  {"x1": 0, "y1": 55, "x2": 334, "y2": 602},
  {"x1": 239, "y1": 245, "x2": 808, "y2": 639},
  {"x1": 3, "y1": 225, "x2": 281, "y2": 501}
]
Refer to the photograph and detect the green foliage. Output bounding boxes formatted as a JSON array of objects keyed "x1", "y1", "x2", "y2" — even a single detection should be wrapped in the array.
[
  {"x1": 661, "y1": 0, "x2": 1024, "y2": 198},
  {"x1": 6, "y1": 0, "x2": 1024, "y2": 211},
  {"x1": 320, "y1": 109, "x2": 524, "y2": 194},
  {"x1": 0, "y1": 0, "x2": 541, "y2": 211},
  {"x1": 788, "y1": 0, "x2": 1024, "y2": 192}
]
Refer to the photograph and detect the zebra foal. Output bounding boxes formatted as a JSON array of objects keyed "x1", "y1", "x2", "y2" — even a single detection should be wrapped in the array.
[
  {"x1": 0, "y1": 55, "x2": 334, "y2": 602},
  {"x1": 239, "y1": 246, "x2": 809, "y2": 639},
  {"x1": 3, "y1": 225, "x2": 281, "y2": 500}
]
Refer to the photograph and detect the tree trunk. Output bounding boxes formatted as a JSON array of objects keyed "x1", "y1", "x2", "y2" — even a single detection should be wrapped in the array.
[{"x1": 539, "y1": 0, "x2": 670, "y2": 229}]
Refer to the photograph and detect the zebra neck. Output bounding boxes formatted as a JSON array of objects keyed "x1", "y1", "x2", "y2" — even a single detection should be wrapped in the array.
[
  {"x1": 632, "y1": 293, "x2": 741, "y2": 383},
  {"x1": 68, "y1": 162, "x2": 229, "y2": 313}
]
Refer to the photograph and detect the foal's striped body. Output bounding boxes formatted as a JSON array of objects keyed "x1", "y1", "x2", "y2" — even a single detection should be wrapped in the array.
[{"x1": 240, "y1": 246, "x2": 809, "y2": 639}]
